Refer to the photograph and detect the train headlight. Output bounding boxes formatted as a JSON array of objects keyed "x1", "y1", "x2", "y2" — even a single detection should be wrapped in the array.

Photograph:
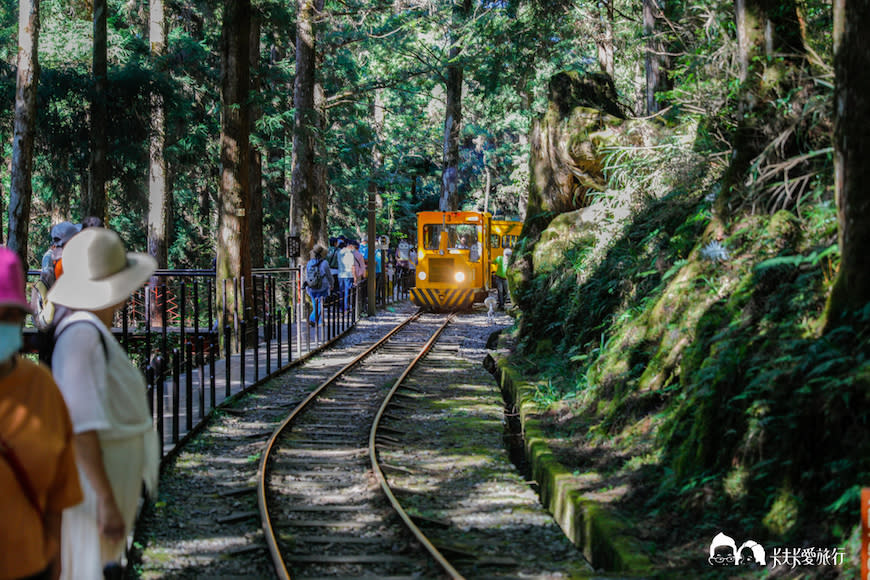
[
  {"x1": 418, "y1": 271, "x2": 427, "y2": 281},
  {"x1": 454, "y1": 271, "x2": 465, "y2": 283}
]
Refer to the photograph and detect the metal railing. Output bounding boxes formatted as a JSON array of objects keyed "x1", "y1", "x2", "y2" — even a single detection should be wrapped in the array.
[{"x1": 23, "y1": 267, "x2": 374, "y2": 456}]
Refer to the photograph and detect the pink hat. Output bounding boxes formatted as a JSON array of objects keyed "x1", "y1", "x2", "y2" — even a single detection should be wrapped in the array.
[{"x1": 0, "y1": 247, "x2": 33, "y2": 314}]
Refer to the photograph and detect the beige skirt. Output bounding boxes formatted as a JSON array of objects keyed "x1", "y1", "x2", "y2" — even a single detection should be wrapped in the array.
[{"x1": 60, "y1": 430, "x2": 158, "y2": 580}]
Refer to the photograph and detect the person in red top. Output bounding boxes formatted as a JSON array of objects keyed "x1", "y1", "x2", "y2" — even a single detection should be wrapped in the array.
[{"x1": 0, "y1": 246, "x2": 83, "y2": 580}]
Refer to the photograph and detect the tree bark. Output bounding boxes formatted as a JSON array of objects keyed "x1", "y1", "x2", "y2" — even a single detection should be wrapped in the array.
[
  {"x1": 291, "y1": 0, "x2": 326, "y2": 257},
  {"x1": 248, "y1": 12, "x2": 264, "y2": 268},
  {"x1": 148, "y1": 0, "x2": 169, "y2": 268},
  {"x1": 827, "y1": 0, "x2": 870, "y2": 322},
  {"x1": 721, "y1": 0, "x2": 803, "y2": 204},
  {"x1": 8, "y1": 0, "x2": 40, "y2": 262},
  {"x1": 439, "y1": 0, "x2": 471, "y2": 212},
  {"x1": 596, "y1": 0, "x2": 615, "y2": 78},
  {"x1": 643, "y1": 0, "x2": 669, "y2": 114},
  {"x1": 86, "y1": 0, "x2": 109, "y2": 223},
  {"x1": 734, "y1": 0, "x2": 803, "y2": 86},
  {"x1": 217, "y1": 0, "x2": 252, "y2": 348}
]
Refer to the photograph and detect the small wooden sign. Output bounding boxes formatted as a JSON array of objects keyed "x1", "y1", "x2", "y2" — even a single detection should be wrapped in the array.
[{"x1": 286, "y1": 236, "x2": 300, "y2": 259}]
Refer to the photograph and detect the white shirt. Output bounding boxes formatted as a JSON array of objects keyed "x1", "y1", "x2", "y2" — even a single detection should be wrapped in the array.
[{"x1": 52, "y1": 311, "x2": 153, "y2": 440}]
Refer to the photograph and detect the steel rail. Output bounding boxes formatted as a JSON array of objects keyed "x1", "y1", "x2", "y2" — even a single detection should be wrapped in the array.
[
  {"x1": 368, "y1": 313, "x2": 463, "y2": 579},
  {"x1": 257, "y1": 309, "x2": 423, "y2": 579}
]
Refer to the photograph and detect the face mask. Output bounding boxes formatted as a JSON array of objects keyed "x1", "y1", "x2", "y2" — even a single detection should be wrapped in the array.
[{"x1": 0, "y1": 323, "x2": 23, "y2": 364}]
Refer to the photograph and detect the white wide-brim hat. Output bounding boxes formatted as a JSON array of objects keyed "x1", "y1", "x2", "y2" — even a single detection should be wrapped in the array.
[{"x1": 47, "y1": 227, "x2": 157, "y2": 311}]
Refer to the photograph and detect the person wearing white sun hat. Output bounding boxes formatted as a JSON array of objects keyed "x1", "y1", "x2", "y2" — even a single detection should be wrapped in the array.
[{"x1": 46, "y1": 228, "x2": 159, "y2": 580}]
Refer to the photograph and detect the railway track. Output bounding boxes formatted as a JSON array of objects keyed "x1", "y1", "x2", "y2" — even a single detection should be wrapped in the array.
[{"x1": 258, "y1": 311, "x2": 462, "y2": 579}]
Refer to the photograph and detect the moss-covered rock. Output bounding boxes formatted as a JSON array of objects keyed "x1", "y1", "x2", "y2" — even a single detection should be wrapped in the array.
[{"x1": 531, "y1": 210, "x2": 598, "y2": 273}]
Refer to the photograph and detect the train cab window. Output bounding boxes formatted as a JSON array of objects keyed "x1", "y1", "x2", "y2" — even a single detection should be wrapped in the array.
[
  {"x1": 444, "y1": 224, "x2": 480, "y2": 250},
  {"x1": 503, "y1": 234, "x2": 518, "y2": 249},
  {"x1": 490, "y1": 234, "x2": 500, "y2": 249},
  {"x1": 423, "y1": 225, "x2": 443, "y2": 250}
]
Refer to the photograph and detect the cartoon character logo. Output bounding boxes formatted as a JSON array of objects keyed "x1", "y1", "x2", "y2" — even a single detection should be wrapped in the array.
[
  {"x1": 737, "y1": 540, "x2": 766, "y2": 567},
  {"x1": 709, "y1": 532, "x2": 737, "y2": 566},
  {"x1": 708, "y1": 533, "x2": 766, "y2": 567}
]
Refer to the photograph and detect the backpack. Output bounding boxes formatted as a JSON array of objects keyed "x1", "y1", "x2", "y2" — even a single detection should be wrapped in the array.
[
  {"x1": 32, "y1": 279, "x2": 56, "y2": 331},
  {"x1": 37, "y1": 319, "x2": 108, "y2": 368},
  {"x1": 305, "y1": 259, "x2": 326, "y2": 290}
]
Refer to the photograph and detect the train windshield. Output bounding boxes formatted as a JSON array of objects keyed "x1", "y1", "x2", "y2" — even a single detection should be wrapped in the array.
[{"x1": 423, "y1": 224, "x2": 482, "y2": 253}]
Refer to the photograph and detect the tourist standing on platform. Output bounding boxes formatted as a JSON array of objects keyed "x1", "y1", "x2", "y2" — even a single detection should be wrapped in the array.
[
  {"x1": 337, "y1": 240, "x2": 355, "y2": 311},
  {"x1": 46, "y1": 228, "x2": 160, "y2": 580},
  {"x1": 31, "y1": 221, "x2": 81, "y2": 331},
  {"x1": 0, "y1": 247, "x2": 83, "y2": 580},
  {"x1": 349, "y1": 240, "x2": 367, "y2": 309},
  {"x1": 304, "y1": 244, "x2": 333, "y2": 326}
]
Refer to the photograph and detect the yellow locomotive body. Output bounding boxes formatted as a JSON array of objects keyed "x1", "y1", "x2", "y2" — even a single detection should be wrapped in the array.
[
  {"x1": 489, "y1": 218, "x2": 522, "y2": 278},
  {"x1": 410, "y1": 211, "x2": 492, "y2": 311}
]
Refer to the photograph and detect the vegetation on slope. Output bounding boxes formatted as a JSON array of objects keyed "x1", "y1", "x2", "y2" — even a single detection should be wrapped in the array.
[{"x1": 508, "y1": 50, "x2": 866, "y2": 580}]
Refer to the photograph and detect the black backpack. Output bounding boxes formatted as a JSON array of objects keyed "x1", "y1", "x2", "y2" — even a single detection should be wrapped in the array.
[
  {"x1": 37, "y1": 320, "x2": 108, "y2": 368},
  {"x1": 305, "y1": 259, "x2": 326, "y2": 290}
]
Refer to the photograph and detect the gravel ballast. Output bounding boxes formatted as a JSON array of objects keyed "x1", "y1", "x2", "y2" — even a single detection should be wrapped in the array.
[{"x1": 129, "y1": 301, "x2": 591, "y2": 579}]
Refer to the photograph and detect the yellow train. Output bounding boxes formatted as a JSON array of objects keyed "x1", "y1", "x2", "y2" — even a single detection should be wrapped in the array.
[
  {"x1": 489, "y1": 218, "x2": 522, "y2": 278},
  {"x1": 409, "y1": 211, "x2": 521, "y2": 311}
]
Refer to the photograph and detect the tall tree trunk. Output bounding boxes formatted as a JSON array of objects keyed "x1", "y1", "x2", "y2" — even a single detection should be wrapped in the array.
[
  {"x1": 217, "y1": 0, "x2": 252, "y2": 348},
  {"x1": 248, "y1": 12, "x2": 264, "y2": 268},
  {"x1": 291, "y1": 0, "x2": 326, "y2": 257},
  {"x1": 86, "y1": 0, "x2": 109, "y2": 223},
  {"x1": 643, "y1": 0, "x2": 669, "y2": 114},
  {"x1": 148, "y1": 0, "x2": 169, "y2": 268},
  {"x1": 721, "y1": 0, "x2": 803, "y2": 203},
  {"x1": 827, "y1": 0, "x2": 870, "y2": 322},
  {"x1": 8, "y1": 0, "x2": 40, "y2": 262},
  {"x1": 313, "y1": 76, "x2": 327, "y2": 243},
  {"x1": 596, "y1": 0, "x2": 615, "y2": 77},
  {"x1": 439, "y1": 0, "x2": 471, "y2": 212},
  {"x1": 734, "y1": 0, "x2": 752, "y2": 82}
]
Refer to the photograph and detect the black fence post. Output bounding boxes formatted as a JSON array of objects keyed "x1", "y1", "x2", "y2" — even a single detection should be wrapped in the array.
[
  {"x1": 209, "y1": 338, "x2": 216, "y2": 411},
  {"x1": 155, "y1": 362, "x2": 165, "y2": 457},
  {"x1": 172, "y1": 348, "x2": 180, "y2": 444},
  {"x1": 266, "y1": 307, "x2": 271, "y2": 376},
  {"x1": 276, "y1": 306, "x2": 282, "y2": 369},
  {"x1": 253, "y1": 315, "x2": 259, "y2": 383},
  {"x1": 193, "y1": 281, "x2": 200, "y2": 338},
  {"x1": 330, "y1": 295, "x2": 337, "y2": 339},
  {"x1": 180, "y1": 282, "x2": 187, "y2": 354},
  {"x1": 240, "y1": 318, "x2": 247, "y2": 390},
  {"x1": 197, "y1": 335, "x2": 205, "y2": 416},
  {"x1": 161, "y1": 285, "x2": 169, "y2": 373},
  {"x1": 185, "y1": 341, "x2": 193, "y2": 430},
  {"x1": 207, "y1": 277, "x2": 214, "y2": 343}
]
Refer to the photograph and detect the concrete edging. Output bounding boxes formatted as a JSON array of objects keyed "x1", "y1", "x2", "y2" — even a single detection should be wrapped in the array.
[{"x1": 485, "y1": 344, "x2": 653, "y2": 576}]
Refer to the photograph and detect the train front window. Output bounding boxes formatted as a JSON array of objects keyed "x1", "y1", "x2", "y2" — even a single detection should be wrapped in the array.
[
  {"x1": 423, "y1": 224, "x2": 481, "y2": 252},
  {"x1": 448, "y1": 224, "x2": 479, "y2": 249},
  {"x1": 423, "y1": 225, "x2": 443, "y2": 250}
]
